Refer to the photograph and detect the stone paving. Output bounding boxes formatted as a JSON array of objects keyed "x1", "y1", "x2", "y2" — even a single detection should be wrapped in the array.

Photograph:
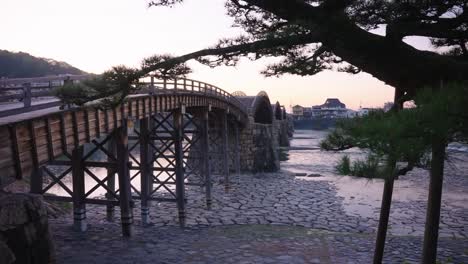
[{"x1": 50, "y1": 170, "x2": 468, "y2": 263}]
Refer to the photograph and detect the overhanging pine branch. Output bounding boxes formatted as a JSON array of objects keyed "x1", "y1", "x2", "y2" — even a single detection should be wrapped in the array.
[{"x1": 136, "y1": 33, "x2": 319, "y2": 78}]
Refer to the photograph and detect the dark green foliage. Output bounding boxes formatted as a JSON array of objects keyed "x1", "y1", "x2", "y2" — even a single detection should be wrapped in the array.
[
  {"x1": 335, "y1": 154, "x2": 384, "y2": 179},
  {"x1": 322, "y1": 82, "x2": 468, "y2": 179},
  {"x1": 322, "y1": 109, "x2": 429, "y2": 170},
  {"x1": 54, "y1": 66, "x2": 139, "y2": 108},
  {"x1": 147, "y1": 0, "x2": 468, "y2": 96},
  {"x1": 335, "y1": 155, "x2": 351, "y2": 175},
  {"x1": 54, "y1": 83, "x2": 93, "y2": 106},
  {"x1": 320, "y1": 128, "x2": 353, "y2": 151},
  {"x1": 59, "y1": 1, "x2": 468, "y2": 106},
  {"x1": 413, "y1": 83, "x2": 468, "y2": 143},
  {"x1": 0, "y1": 49, "x2": 85, "y2": 78},
  {"x1": 323, "y1": 83, "x2": 468, "y2": 262},
  {"x1": 350, "y1": 155, "x2": 381, "y2": 179},
  {"x1": 54, "y1": 55, "x2": 192, "y2": 107},
  {"x1": 141, "y1": 54, "x2": 192, "y2": 78}
]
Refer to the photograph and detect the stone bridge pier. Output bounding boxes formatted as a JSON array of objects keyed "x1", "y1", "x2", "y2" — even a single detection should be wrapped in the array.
[{"x1": 236, "y1": 92, "x2": 291, "y2": 173}]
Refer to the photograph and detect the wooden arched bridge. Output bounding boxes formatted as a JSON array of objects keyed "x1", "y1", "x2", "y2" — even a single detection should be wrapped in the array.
[{"x1": 0, "y1": 75, "x2": 291, "y2": 236}]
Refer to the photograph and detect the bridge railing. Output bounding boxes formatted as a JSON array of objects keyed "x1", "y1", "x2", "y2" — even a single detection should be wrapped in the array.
[
  {"x1": 0, "y1": 75, "x2": 89, "y2": 117},
  {"x1": 0, "y1": 74, "x2": 245, "y2": 117},
  {"x1": 139, "y1": 75, "x2": 244, "y2": 111}
]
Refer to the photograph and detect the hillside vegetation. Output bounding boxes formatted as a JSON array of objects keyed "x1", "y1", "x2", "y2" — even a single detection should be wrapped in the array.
[{"x1": 0, "y1": 49, "x2": 85, "y2": 78}]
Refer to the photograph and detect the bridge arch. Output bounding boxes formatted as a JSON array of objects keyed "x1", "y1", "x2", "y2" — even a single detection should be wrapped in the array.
[
  {"x1": 272, "y1": 101, "x2": 283, "y2": 121},
  {"x1": 252, "y1": 92, "x2": 273, "y2": 124},
  {"x1": 281, "y1": 106, "x2": 287, "y2": 120},
  {"x1": 236, "y1": 91, "x2": 273, "y2": 124}
]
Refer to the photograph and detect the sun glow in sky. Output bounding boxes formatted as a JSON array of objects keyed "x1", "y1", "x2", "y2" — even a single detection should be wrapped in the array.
[{"x1": 1, "y1": 0, "x2": 432, "y2": 110}]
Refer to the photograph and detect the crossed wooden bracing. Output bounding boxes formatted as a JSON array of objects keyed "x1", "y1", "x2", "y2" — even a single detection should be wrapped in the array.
[{"x1": 0, "y1": 76, "x2": 247, "y2": 236}]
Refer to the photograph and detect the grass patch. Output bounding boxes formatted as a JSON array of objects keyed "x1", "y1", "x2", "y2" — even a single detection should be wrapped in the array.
[
  {"x1": 335, "y1": 154, "x2": 384, "y2": 179},
  {"x1": 335, "y1": 155, "x2": 351, "y2": 175}
]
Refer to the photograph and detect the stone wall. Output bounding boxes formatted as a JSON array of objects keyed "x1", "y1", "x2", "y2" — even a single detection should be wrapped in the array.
[
  {"x1": 239, "y1": 117, "x2": 255, "y2": 171},
  {"x1": 277, "y1": 119, "x2": 291, "y2": 147},
  {"x1": 238, "y1": 117, "x2": 281, "y2": 173},
  {"x1": 252, "y1": 123, "x2": 280, "y2": 172}
]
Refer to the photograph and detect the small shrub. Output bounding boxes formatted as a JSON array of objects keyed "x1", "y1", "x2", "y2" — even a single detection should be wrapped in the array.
[
  {"x1": 335, "y1": 154, "x2": 383, "y2": 178},
  {"x1": 351, "y1": 155, "x2": 380, "y2": 178},
  {"x1": 335, "y1": 155, "x2": 351, "y2": 175}
]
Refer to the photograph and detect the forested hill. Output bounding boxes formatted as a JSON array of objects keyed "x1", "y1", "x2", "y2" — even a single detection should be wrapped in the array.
[{"x1": 0, "y1": 49, "x2": 86, "y2": 78}]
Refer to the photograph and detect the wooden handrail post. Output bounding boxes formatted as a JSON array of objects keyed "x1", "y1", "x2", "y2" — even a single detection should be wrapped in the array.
[
  {"x1": 23, "y1": 82, "x2": 31, "y2": 108},
  {"x1": 150, "y1": 76, "x2": 155, "y2": 94}
]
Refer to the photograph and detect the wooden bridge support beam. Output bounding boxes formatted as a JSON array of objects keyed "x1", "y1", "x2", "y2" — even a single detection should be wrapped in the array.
[
  {"x1": 173, "y1": 108, "x2": 186, "y2": 226},
  {"x1": 115, "y1": 121, "x2": 133, "y2": 237},
  {"x1": 221, "y1": 110, "x2": 230, "y2": 191},
  {"x1": 106, "y1": 132, "x2": 116, "y2": 222},
  {"x1": 72, "y1": 146, "x2": 87, "y2": 232},
  {"x1": 233, "y1": 120, "x2": 241, "y2": 182},
  {"x1": 201, "y1": 107, "x2": 212, "y2": 209},
  {"x1": 29, "y1": 120, "x2": 43, "y2": 194},
  {"x1": 139, "y1": 117, "x2": 152, "y2": 225},
  {"x1": 30, "y1": 169, "x2": 43, "y2": 194}
]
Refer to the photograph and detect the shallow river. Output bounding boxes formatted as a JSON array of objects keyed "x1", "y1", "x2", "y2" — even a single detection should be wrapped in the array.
[{"x1": 282, "y1": 129, "x2": 468, "y2": 219}]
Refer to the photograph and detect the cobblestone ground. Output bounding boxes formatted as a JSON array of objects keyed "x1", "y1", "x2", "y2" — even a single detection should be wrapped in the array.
[{"x1": 51, "y1": 169, "x2": 468, "y2": 263}]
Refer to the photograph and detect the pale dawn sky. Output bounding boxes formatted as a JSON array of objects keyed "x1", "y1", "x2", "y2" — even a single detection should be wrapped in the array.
[{"x1": 0, "y1": 0, "x2": 433, "y2": 110}]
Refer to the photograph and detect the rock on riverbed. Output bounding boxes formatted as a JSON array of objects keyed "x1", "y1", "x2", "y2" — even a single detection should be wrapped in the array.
[{"x1": 0, "y1": 191, "x2": 55, "y2": 264}]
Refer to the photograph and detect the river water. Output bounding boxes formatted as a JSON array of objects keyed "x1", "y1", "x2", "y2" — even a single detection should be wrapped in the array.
[{"x1": 281, "y1": 129, "x2": 468, "y2": 220}]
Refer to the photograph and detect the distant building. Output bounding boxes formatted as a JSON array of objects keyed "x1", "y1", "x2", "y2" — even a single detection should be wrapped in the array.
[
  {"x1": 292, "y1": 105, "x2": 304, "y2": 120},
  {"x1": 303, "y1": 107, "x2": 312, "y2": 119},
  {"x1": 311, "y1": 98, "x2": 353, "y2": 118},
  {"x1": 322, "y1": 98, "x2": 346, "y2": 108},
  {"x1": 292, "y1": 98, "x2": 357, "y2": 120}
]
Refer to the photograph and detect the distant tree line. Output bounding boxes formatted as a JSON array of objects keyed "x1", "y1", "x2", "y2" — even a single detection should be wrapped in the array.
[{"x1": 0, "y1": 49, "x2": 85, "y2": 78}]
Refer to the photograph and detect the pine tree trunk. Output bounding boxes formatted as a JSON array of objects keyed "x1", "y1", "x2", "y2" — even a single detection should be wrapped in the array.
[
  {"x1": 373, "y1": 90, "x2": 403, "y2": 263},
  {"x1": 373, "y1": 164, "x2": 396, "y2": 264},
  {"x1": 422, "y1": 138, "x2": 446, "y2": 263}
]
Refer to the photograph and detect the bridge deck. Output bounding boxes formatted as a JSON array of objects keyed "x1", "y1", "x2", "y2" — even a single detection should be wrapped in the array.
[
  {"x1": 0, "y1": 76, "x2": 248, "y2": 186},
  {"x1": 0, "y1": 104, "x2": 61, "y2": 126}
]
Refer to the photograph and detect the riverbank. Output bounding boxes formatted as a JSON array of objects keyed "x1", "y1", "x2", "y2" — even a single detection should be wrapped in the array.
[
  {"x1": 50, "y1": 168, "x2": 468, "y2": 263},
  {"x1": 47, "y1": 129, "x2": 468, "y2": 263}
]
